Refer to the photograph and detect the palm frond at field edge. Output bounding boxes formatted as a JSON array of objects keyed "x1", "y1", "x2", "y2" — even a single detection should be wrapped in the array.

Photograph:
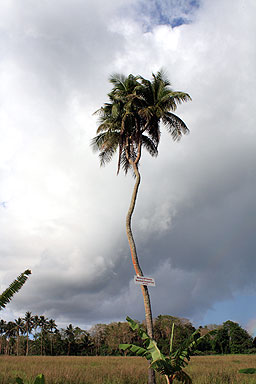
[{"x1": 0, "y1": 270, "x2": 31, "y2": 310}]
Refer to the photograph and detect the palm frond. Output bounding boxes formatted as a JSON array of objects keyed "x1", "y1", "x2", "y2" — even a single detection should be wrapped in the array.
[
  {"x1": 0, "y1": 270, "x2": 31, "y2": 310},
  {"x1": 138, "y1": 106, "x2": 154, "y2": 120},
  {"x1": 162, "y1": 112, "x2": 189, "y2": 141},
  {"x1": 91, "y1": 131, "x2": 119, "y2": 151},
  {"x1": 141, "y1": 135, "x2": 158, "y2": 157},
  {"x1": 153, "y1": 69, "x2": 171, "y2": 87},
  {"x1": 109, "y1": 73, "x2": 127, "y2": 88},
  {"x1": 120, "y1": 151, "x2": 131, "y2": 174},
  {"x1": 91, "y1": 132, "x2": 108, "y2": 152},
  {"x1": 169, "y1": 92, "x2": 191, "y2": 104},
  {"x1": 91, "y1": 131, "x2": 120, "y2": 167},
  {"x1": 99, "y1": 145, "x2": 118, "y2": 166}
]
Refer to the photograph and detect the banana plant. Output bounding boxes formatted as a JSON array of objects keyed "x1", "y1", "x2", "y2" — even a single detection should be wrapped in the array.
[
  {"x1": 0, "y1": 270, "x2": 31, "y2": 310},
  {"x1": 120, "y1": 316, "x2": 214, "y2": 384},
  {"x1": 16, "y1": 374, "x2": 45, "y2": 384}
]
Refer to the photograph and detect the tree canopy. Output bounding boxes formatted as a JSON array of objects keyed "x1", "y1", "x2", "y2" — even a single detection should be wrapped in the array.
[{"x1": 92, "y1": 70, "x2": 191, "y2": 174}]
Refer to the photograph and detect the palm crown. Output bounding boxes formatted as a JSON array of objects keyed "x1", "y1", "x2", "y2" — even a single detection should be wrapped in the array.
[{"x1": 92, "y1": 70, "x2": 191, "y2": 174}]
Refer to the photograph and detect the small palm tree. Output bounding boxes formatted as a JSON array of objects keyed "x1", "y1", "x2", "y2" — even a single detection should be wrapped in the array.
[
  {"x1": 39, "y1": 316, "x2": 49, "y2": 356},
  {"x1": 14, "y1": 317, "x2": 25, "y2": 356},
  {"x1": 33, "y1": 315, "x2": 40, "y2": 332},
  {"x1": 5, "y1": 321, "x2": 16, "y2": 355},
  {"x1": 48, "y1": 319, "x2": 57, "y2": 355},
  {"x1": 24, "y1": 311, "x2": 34, "y2": 356},
  {"x1": 0, "y1": 319, "x2": 6, "y2": 354},
  {"x1": 65, "y1": 324, "x2": 75, "y2": 356},
  {"x1": 92, "y1": 70, "x2": 190, "y2": 384}
]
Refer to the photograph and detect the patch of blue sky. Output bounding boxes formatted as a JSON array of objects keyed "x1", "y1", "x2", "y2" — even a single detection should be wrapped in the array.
[
  {"x1": 130, "y1": 0, "x2": 200, "y2": 30},
  {"x1": 198, "y1": 293, "x2": 256, "y2": 336},
  {"x1": 171, "y1": 17, "x2": 186, "y2": 27}
]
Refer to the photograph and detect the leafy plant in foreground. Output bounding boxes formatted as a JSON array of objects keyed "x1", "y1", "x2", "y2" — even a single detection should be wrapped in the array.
[
  {"x1": 0, "y1": 270, "x2": 31, "y2": 310},
  {"x1": 120, "y1": 317, "x2": 215, "y2": 384},
  {"x1": 15, "y1": 374, "x2": 45, "y2": 384},
  {"x1": 239, "y1": 368, "x2": 256, "y2": 374}
]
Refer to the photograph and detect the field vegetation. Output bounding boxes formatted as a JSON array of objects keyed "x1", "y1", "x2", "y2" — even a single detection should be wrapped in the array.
[
  {"x1": 1, "y1": 355, "x2": 256, "y2": 384},
  {"x1": 1, "y1": 314, "x2": 255, "y2": 357}
]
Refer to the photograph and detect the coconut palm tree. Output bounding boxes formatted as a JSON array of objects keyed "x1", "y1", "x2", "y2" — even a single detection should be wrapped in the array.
[
  {"x1": 5, "y1": 321, "x2": 16, "y2": 355},
  {"x1": 33, "y1": 315, "x2": 40, "y2": 331},
  {"x1": 92, "y1": 70, "x2": 190, "y2": 384},
  {"x1": 14, "y1": 317, "x2": 25, "y2": 356},
  {"x1": 0, "y1": 319, "x2": 6, "y2": 354},
  {"x1": 65, "y1": 324, "x2": 75, "y2": 356},
  {"x1": 39, "y1": 316, "x2": 49, "y2": 356},
  {"x1": 48, "y1": 319, "x2": 57, "y2": 355},
  {"x1": 24, "y1": 311, "x2": 34, "y2": 356}
]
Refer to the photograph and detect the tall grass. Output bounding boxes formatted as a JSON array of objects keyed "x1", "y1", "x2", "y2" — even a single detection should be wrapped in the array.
[
  {"x1": 1, "y1": 355, "x2": 256, "y2": 384},
  {"x1": 187, "y1": 355, "x2": 256, "y2": 384}
]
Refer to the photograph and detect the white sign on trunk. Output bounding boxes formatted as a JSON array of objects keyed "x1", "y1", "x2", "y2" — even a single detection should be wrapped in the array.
[{"x1": 134, "y1": 275, "x2": 156, "y2": 287}]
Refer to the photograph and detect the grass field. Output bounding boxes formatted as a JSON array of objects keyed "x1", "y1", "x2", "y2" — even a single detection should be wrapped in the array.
[{"x1": 1, "y1": 355, "x2": 256, "y2": 384}]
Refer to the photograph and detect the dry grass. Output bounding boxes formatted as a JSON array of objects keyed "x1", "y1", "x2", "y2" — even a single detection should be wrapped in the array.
[
  {"x1": 1, "y1": 355, "x2": 256, "y2": 383},
  {"x1": 0, "y1": 356, "x2": 148, "y2": 384},
  {"x1": 187, "y1": 355, "x2": 256, "y2": 383}
]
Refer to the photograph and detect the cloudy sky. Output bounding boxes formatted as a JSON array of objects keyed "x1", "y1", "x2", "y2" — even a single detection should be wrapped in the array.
[{"x1": 0, "y1": 0, "x2": 255, "y2": 333}]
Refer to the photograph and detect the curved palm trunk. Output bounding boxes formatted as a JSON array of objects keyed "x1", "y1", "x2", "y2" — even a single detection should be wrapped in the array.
[{"x1": 126, "y1": 161, "x2": 155, "y2": 384}]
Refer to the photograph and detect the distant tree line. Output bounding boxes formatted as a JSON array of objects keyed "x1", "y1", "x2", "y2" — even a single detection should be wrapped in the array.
[{"x1": 0, "y1": 313, "x2": 255, "y2": 356}]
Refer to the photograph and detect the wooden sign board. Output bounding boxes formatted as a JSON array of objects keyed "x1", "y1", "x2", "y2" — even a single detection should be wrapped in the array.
[{"x1": 134, "y1": 275, "x2": 155, "y2": 287}]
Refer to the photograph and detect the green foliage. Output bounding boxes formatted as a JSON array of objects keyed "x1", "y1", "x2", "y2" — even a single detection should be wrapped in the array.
[
  {"x1": 0, "y1": 313, "x2": 254, "y2": 357},
  {"x1": 15, "y1": 374, "x2": 45, "y2": 384},
  {"x1": 0, "y1": 270, "x2": 31, "y2": 310},
  {"x1": 154, "y1": 315, "x2": 196, "y2": 355},
  {"x1": 212, "y1": 320, "x2": 253, "y2": 354},
  {"x1": 239, "y1": 368, "x2": 256, "y2": 374},
  {"x1": 120, "y1": 316, "x2": 214, "y2": 383},
  {"x1": 92, "y1": 70, "x2": 190, "y2": 175}
]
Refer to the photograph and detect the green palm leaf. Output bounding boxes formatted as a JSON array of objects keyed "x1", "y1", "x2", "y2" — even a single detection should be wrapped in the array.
[
  {"x1": 0, "y1": 270, "x2": 31, "y2": 310},
  {"x1": 162, "y1": 112, "x2": 189, "y2": 141}
]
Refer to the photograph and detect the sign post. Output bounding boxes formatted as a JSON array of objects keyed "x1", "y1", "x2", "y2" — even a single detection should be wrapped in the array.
[{"x1": 134, "y1": 275, "x2": 156, "y2": 287}]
